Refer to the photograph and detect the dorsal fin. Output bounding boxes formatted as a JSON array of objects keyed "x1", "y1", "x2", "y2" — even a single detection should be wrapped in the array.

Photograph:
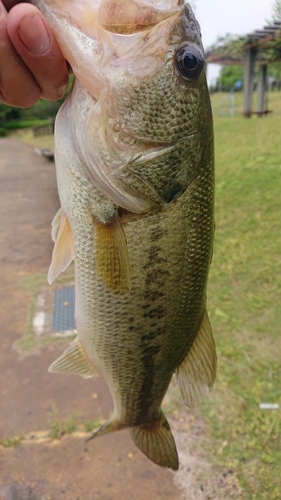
[
  {"x1": 48, "y1": 209, "x2": 74, "y2": 284},
  {"x1": 176, "y1": 309, "x2": 217, "y2": 408},
  {"x1": 48, "y1": 337, "x2": 99, "y2": 379}
]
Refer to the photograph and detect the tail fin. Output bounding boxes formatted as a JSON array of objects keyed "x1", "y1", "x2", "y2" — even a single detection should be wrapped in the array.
[{"x1": 131, "y1": 412, "x2": 179, "y2": 471}]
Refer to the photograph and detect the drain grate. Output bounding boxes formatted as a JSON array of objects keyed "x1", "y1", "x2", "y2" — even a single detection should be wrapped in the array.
[{"x1": 52, "y1": 286, "x2": 76, "y2": 332}]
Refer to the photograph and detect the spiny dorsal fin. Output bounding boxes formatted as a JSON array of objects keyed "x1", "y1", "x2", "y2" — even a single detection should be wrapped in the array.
[
  {"x1": 131, "y1": 411, "x2": 179, "y2": 471},
  {"x1": 48, "y1": 209, "x2": 74, "y2": 285},
  {"x1": 94, "y1": 211, "x2": 131, "y2": 293},
  {"x1": 176, "y1": 309, "x2": 217, "y2": 409},
  {"x1": 48, "y1": 337, "x2": 99, "y2": 379}
]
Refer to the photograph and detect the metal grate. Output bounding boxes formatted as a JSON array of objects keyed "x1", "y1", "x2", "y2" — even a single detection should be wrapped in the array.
[{"x1": 52, "y1": 286, "x2": 76, "y2": 332}]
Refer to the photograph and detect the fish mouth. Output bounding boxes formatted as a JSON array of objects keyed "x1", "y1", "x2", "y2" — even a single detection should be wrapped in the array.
[{"x1": 98, "y1": 0, "x2": 184, "y2": 34}]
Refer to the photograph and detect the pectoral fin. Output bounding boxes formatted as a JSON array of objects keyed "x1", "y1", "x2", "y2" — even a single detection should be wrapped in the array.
[
  {"x1": 176, "y1": 309, "x2": 217, "y2": 408},
  {"x1": 48, "y1": 337, "x2": 99, "y2": 379},
  {"x1": 48, "y1": 209, "x2": 74, "y2": 285},
  {"x1": 51, "y1": 207, "x2": 63, "y2": 242},
  {"x1": 94, "y1": 212, "x2": 130, "y2": 293}
]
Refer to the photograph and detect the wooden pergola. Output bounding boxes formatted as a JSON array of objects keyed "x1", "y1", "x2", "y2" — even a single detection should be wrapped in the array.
[{"x1": 205, "y1": 21, "x2": 281, "y2": 117}]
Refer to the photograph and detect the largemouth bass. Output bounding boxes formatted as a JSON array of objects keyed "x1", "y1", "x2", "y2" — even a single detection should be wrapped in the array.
[{"x1": 33, "y1": 0, "x2": 216, "y2": 470}]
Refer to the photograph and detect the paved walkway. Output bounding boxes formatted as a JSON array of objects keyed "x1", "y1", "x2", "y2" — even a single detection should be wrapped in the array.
[{"x1": 0, "y1": 138, "x2": 180, "y2": 500}]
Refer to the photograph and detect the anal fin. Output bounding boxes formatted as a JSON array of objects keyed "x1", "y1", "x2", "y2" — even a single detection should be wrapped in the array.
[
  {"x1": 48, "y1": 337, "x2": 99, "y2": 379},
  {"x1": 85, "y1": 417, "x2": 121, "y2": 443},
  {"x1": 48, "y1": 209, "x2": 74, "y2": 285},
  {"x1": 131, "y1": 411, "x2": 179, "y2": 471},
  {"x1": 94, "y1": 211, "x2": 130, "y2": 293},
  {"x1": 176, "y1": 309, "x2": 217, "y2": 408}
]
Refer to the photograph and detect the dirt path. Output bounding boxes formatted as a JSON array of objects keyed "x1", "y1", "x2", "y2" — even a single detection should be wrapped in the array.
[{"x1": 0, "y1": 138, "x2": 181, "y2": 500}]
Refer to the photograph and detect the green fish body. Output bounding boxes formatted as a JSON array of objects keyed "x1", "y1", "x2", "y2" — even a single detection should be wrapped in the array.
[{"x1": 33, "y1": 0, "x2": 216, "y2": 470}]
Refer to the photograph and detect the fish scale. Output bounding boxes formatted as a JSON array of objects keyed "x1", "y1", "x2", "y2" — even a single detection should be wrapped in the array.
[
  {"x1": 113, "y1": 70, "x2": 201, "y2": 141},
  {"x1": 33, "y1": 0, "x2": 216, "y2": 470},
  {"x1": 59, "y1": 160, "x2": 213, "y2": 419}
]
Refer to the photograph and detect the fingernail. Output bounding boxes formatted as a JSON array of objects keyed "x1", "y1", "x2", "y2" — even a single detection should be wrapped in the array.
[
  {"x1": 17, "y1": 14, "x2": 50, "y2": 54},
  {"x1": 0, "y1": 1, "x2": 7, "y2": 19}
]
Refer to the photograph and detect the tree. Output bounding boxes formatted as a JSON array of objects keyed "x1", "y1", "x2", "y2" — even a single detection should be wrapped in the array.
[
  {"x1": 217, "y1": 65, "x2": 244, "y2": 92},
  {"x1": 270, "y1": 0, "x2": 281, "y2": 21},
  {"x1": 206, "y1": 33, "x2": 244, "y2": 60},
  {"x1": 265, "y1": 2, "x2": 281, "y2": 82}
]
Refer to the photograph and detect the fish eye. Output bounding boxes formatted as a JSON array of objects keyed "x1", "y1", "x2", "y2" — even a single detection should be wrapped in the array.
[{"x1": 175, "y1": 46, "x2": 205, "y2": 81}]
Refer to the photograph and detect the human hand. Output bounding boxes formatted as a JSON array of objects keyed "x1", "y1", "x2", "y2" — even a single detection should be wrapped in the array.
[{"x1": 1, "y1": 0, "x2": 69, "y2": 107}]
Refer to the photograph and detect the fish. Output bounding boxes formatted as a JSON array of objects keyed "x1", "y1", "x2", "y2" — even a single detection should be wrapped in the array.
[{"x1": 32, "y1": 0, "x2": 216, "y2": 470}]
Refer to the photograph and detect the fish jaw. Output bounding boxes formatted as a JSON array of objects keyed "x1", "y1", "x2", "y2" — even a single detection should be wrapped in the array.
[
  {"x1": 98, "y1": 0, "x2": 184, "y2": 34},
  {"x1": 55, "y1": 2, "x2": 208, "y2": 213},
  {"x1": 39, "y1": 0, "x2": 184, "y2": 36},
  {"x1": 31, "y1": 1, "x2": 195, "y2": 97},
  {"x1": 32, "y1": 0, "x2": 207, "y2": 213}
]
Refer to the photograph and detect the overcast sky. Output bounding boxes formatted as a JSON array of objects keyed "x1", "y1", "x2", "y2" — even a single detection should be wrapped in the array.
[{"x1": 194, "y1": 0, "x2": 274, "y2": 83}]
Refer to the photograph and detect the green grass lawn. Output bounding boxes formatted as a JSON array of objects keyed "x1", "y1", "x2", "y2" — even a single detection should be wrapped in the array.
[
  {"x1": 203, "y1": 94, "x2": 281, "y2": 499},
  {"x1": 210, "y1": 90, "x2": 281, "y2": 117}
]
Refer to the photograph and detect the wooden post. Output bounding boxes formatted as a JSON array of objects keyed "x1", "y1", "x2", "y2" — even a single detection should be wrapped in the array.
[
  {"x1": 257, "y1": 64, "x2": 268, "y2": 115},
  {"x1": 243, "y1": 47, "x2": 257, "y2": 117}
]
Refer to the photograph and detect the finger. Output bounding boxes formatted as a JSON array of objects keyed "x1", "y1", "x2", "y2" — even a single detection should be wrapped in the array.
[
  {"x1": 0, "y1": 1, "x2": 41, "y2": 107},
  {"x1": 7, "y1": 4, "x2": 69, "y2": 101}
]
